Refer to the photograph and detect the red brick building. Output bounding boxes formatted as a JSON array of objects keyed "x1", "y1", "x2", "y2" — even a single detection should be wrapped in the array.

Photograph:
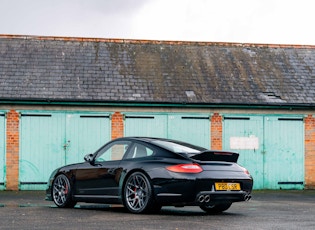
[{"x1": 0, "y1": 35, "x2": 314, "y2": 190}]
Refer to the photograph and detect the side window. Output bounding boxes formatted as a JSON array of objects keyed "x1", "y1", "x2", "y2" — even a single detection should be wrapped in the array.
[
  {"x1": 125, "y1": 143, "x2": 154, "y2": 159},
  {"x1": 95, "y1": 141, "x2": 131, "y2": 162}
]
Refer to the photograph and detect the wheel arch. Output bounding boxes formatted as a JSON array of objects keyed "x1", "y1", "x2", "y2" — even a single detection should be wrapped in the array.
[
  {"x1": 52, "y1": 171, "x2": 76, "y2": 195},
  {"x1": 120, "y1": 168, "x2": 156, "y2": 200}
]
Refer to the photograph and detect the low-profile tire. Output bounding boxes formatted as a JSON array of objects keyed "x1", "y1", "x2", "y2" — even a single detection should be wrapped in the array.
[
  {"x1": 200, "y1": 203, "x2": 232, "y2": 214},
  {"x1": 123, "y1": 172, "x2": 156, "y2": 214},
  {"x1": 52, "y1": 174, "x2": 77, "y2": 208}
]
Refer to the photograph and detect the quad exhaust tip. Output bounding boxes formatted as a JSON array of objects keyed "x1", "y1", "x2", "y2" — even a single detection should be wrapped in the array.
[
  {"x1": 197, "y1": 193, "x2": 252, "y2": 203},
  {"x1": 198, "y1": 194, "x2": 211, "y2": 203}
]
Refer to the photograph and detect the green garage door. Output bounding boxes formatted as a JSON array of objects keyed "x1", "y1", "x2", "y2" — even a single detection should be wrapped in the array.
[
  {"x1": 263, "y1": 116, "x2": 304, "y2": 189},
  {"x1": 124, "y1": 114, "x2": 167, "y2": 138},
  {"x1": 124, "y1": 113, "x2": 210, "y2": 149},
  {"x1": 167, "y1": 114, "x2": 210, "y2": 148},
  {"x1": 19, "y1": 112, "x2": 111, "y2": 190},
  {"x1": 65, "y1": 114, "x2": 111, "y2": 164},
  {"x1": 0, "y1": 113, "x2": 5, "y2": 190},
  {"x1": 223, "y1": 115, "x2": 264, "y2": 189},
  {"x1": 223, "y1": 115, "x2": 304, "y2": 189}
]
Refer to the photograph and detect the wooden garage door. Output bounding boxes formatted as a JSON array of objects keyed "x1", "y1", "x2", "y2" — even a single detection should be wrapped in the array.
[
  {"x1": 223, "y1": 115, "x2": 264, "y2": 189},
  {"x1": 263, "y1": 116, "x2": 304, "y2": 189},
  {"x1": 167, "y1": 114, "x2": 210, "y2": 148},
  {"x1": 124, "y1": 113, "x2": 211, "y2": 148},
  {"x1": 124, "y1": 114, "x2": 167, "y2": 138},
  {"x1": 19, "y1": 112, "x2": 111, "y2": 190},
  {"x1": 223, "y1": 114, "x2": 304, "y2": 189}
]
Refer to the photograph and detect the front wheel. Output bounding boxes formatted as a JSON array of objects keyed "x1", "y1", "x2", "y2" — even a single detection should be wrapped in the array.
[
  {"x1": 52, "y1": 174, "x2": 77, "y2": 208},
  {"x1": 123, "y1": 172, "x2": 156, "y2": 214},
  {"x1": 200, "y1": 203, "x2": 232, "y2": 214}
]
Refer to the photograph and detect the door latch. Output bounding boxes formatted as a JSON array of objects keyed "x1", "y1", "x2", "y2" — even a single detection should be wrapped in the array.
[{"x1": 63, "y1": 140, "x2": 71, "y2": 150}]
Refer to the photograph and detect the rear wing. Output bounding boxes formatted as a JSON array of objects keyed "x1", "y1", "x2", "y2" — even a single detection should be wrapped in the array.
[{"x1": 190, "y1": 151, "x2": 239, "y2": 163}]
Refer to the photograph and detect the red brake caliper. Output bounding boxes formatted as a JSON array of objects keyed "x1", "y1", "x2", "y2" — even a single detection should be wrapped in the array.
[{"x1": 64, "y1": 183, "x2": 68, "y2": 195}]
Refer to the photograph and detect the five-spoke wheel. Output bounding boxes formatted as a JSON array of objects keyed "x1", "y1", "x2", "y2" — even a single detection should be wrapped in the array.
[{"x1": 52, "y1": 174, "x2": 76, "y2": 208}]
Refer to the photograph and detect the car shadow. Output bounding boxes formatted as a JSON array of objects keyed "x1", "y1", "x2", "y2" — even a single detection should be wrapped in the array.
[{"x1": 64, "y1": 203, "x2": 241, "y2": 216}]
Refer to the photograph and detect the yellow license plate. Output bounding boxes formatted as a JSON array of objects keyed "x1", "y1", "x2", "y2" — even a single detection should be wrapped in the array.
[{"x1": 215, "y1": 182, "x2": 241, "y2": 191}]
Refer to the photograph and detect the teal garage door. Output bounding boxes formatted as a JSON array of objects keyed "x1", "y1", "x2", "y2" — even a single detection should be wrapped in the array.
[
  {"x1": 124, "y1": 114, "x2": 168, "y2": 138},
  {"x1": 223, "y1": 115, "x2": 264, "y2": 189},
  {"x1": 124, "y1": 113, "x2": 210, "y2": 148},
  {"x1": 223, "y1": 115, "x2": 304, "y2": 189},
  {"x1": 263, "y1": 116, "x2": 304, "y2": 189},
  {"x1": 19, "y1": 112, "x2": 111, "y2": 190},
  {"x1": 0, "y1": 113, "x2": 5, "y2": 190},
  {"x1": 65, "y1": 114, "x2": 111, "y2": 164},
  {"x1": 167, "y1": 114, "x2": 210, "y2": 148}
]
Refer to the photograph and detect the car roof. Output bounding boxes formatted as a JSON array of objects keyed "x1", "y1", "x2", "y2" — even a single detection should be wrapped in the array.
[
  {"x1": 116, "y1": 136, "x2": 207, "y2": 151},
  {"x1": 116, "y1": 136, "x2": 168, "y2": 142},
  {"x1": 117, "y1": 137, "x2": 237, "y2": 154},
  {"x1": 116, "y1": 136, "x2": 186, "y2": 144}
]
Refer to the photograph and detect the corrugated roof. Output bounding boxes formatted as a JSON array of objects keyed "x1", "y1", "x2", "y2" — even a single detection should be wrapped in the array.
[{"x1": 0, "y1": 35, "x2": 314, "y2": 106}]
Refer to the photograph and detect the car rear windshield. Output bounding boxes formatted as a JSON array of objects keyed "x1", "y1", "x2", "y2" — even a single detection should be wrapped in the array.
[{"x1": 152, "y1": 140, "x2": 205, "y2": 154}]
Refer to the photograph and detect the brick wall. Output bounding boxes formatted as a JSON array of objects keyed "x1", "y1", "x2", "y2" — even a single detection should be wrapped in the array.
[
  {"x1": 2, "y1": 110, "x2": 315, "y2": 190},
  {"x1": 305, "y1": 115, "x2": 315, "y2": 189},
  {"x1": 211, "y1": 113, "x2": 222, "y2": 150},
  {"x1": 5, "y1": 110, "x2": 20, "y2": 190},
  {"x1": 111, "y1": 112, "x2": 124, "y2": 139}
]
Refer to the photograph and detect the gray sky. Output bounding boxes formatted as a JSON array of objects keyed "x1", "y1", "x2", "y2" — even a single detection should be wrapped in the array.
[{"x1": 1, "y1": 0, "x2": 314, "y2": 45}]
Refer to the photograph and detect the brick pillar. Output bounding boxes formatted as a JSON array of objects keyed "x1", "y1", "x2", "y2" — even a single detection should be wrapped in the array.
[
  {"x1": 111, "y1": 112, "x2": 124, "y2": 140},
  {"x1": 6, "y1": 110, "x2": 20, "y2": 190},
  {"x1": 305, "y1": 115, "x2": 315, "y2": 189},
  {"x1": 211, "y1": 113, "x2": 222, "y2": 150}
]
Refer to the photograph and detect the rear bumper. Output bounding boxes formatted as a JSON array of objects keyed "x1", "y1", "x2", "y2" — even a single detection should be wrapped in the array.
[
  {"x1": 195, "y1": 190, "x2": 251, "y2": 204},
  {"x1": 155, "y1": 189, "x2": 251, "y2": 206},
  {"x1": 153, "y1": 177, "x2": 253, "y2": 206}
]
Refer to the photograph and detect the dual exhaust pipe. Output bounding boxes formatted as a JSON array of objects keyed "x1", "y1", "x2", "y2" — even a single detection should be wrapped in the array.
[
  {"x1": 197, "y1": 193, "x2": 252, "y2": 203},
  {"x1": 244, "y1": 194, "x2": 251, "y2": 201},
  {"x1": 198, "y1": 194, "x2": 211, "y2": 203}
]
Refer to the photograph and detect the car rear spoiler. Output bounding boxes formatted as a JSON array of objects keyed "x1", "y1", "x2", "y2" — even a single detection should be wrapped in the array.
[{"x1": 190, "y1": 151, "x2": 239, "y2": 163}]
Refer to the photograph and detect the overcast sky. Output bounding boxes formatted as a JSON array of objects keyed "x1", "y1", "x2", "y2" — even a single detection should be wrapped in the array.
[{"x1": 0, "y1": 0, "x2": 314, "y2": 45}]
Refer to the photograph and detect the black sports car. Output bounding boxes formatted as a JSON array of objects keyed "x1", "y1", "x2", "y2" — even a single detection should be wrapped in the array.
[{"x1": 46, "y1": 137, "x2": 253, "y2": 214}]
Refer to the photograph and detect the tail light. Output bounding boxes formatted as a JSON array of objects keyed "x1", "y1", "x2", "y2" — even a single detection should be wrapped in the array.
[
  {"x1": 240, "y1": 166, "x2": 250, "y2": 175},
  {"x1": 166, "y1": 163, "x2": 203, "y2": 173}
]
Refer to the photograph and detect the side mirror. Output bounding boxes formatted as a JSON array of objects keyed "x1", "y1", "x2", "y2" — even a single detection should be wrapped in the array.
[{"x1": 84, "y1": 153, "x2": 94, "y2": 163}]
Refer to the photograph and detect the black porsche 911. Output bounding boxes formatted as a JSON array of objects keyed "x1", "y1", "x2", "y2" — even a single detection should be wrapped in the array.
[{"x1": 46, "y1": 137, "x2": 253, "y2": 214}]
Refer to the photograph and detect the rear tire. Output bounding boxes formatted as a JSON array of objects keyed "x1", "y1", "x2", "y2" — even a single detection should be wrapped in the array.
[
  {"x1": 52, "y1": 174, "x2": 77, "y2": 208},
  {"x1": 123, "y1": 172, "x2": 157, "y2": 214},
  {"x1": 200, "y1": 203, "x2": 232, "y2": 214}
]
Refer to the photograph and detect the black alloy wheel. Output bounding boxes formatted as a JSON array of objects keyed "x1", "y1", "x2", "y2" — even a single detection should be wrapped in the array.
[
  {"x1": 123, "y1": 172, "x2": 156, "y2": 214},
  {"x1": 200, "y1": 203, "x2": 232, "y2": 214},
  {"x1": 52, "y1": 174, "x2": 77, "y2": 208}
]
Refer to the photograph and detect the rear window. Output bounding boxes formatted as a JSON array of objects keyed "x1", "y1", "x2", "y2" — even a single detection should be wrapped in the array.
[{"x1": 152, "y1": 140, "x2": 205, "y2": 153}]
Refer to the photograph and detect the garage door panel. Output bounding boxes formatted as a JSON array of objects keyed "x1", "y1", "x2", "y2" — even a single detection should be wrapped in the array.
[
  {"x1": 168, "y1": 115, "x2": 210, "y2": 148},
  {"x1": 223, "y1": 116, "x2": 264, "y2": 189},
  {"x1": 223, "y1": 115, "x2": 304, "y2": 190},
  {"x1": 124, "y1": 115, "x2": 167, "y2": 138},
  {"x1": 66, "y1": 114, "x2": 111, "y2": 164},
  {"x1": 264, "y1": 116, "x2": 304, "y2": 189},
  {"x1": 20, "y1": 113, "x2": 65, "y2": 190},
  {"x1": 19, "y1": 112, "x2": 112, "y2": 190}
]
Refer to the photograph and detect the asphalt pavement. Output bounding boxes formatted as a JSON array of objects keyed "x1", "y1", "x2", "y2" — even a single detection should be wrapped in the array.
[{"x1": 0, "y1": 190, "x2": 314, "y2": 230}]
